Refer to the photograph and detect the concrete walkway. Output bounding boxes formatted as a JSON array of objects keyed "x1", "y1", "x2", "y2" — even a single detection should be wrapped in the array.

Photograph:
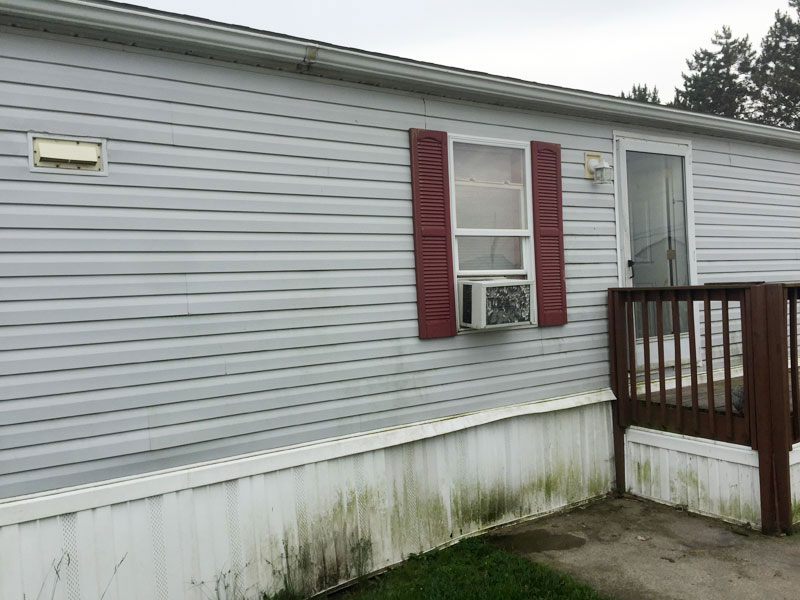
[{"x1": 487, "y1": 497, "x2": 800, "y2": 600}]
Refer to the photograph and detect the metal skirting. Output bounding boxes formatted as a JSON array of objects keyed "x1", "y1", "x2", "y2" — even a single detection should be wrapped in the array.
[
  {"x1": 625, "y1": 427, "x2": 761, "y2": 527},
  {"x1": 790, "y1": 443, "x2": 800, "y2": 525},
  {"x1": 0, "y1": 402, "x2": 613, "y2": 600}
]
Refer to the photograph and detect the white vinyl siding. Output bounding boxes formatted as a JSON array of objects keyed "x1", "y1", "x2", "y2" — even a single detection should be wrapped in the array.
[
  {"x1": 0, "y1": 29, "x2": 615, "y2": 499},
  {"x1": 692, "y1": 136, "x2": 800, "y2": 370},
  {"x1": 693, "y1": 138, "x2": 800, "y2": 283},
  {"x1": 2, "y1": 25, "x2": 799, "y2": 500}
]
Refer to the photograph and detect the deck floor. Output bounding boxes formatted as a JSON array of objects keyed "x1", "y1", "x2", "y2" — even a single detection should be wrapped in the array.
[
  {"x1": 632, "y1": 372, "x2": 798, "y2": 416},
  {"x1": 631, "y1": 373, "x2": 744, "y2": 414}
]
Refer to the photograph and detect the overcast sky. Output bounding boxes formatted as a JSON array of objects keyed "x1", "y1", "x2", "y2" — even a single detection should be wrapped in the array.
[{"x1": 129, "y1": 0, "x2": 793, "y2": 99}]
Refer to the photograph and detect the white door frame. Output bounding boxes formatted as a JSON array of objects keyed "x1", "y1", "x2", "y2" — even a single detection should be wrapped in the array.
[
  {"x1": 614, "y1": 131, "x2": 698, "y2": 287},
  {"x1": 613, "y1": 131, "x2": 700, "y2": 369}
]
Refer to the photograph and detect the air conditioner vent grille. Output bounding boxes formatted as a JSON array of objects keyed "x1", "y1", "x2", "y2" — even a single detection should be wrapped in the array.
[
  {"x1": 462, "y1": 284, "x2": 473, "y2": 324},
  {"x1": 486, "y1": 284, "x2": 530, "y2": 325}
]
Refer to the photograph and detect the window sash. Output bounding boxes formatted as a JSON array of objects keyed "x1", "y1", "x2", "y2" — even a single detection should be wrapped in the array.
[
  {"x1": 458, "y1": 269, "x2": 528, "y2": 277},
  {"x1": 453, "y1": 182, "x2": 527, "y2": 230},
  {"x1": 453, "y1": 180, "x2": 524, "y2": 189},
  {"x1": 453, "y1": 235, "x2": 529, "y2": 278},
  {"x1": 454, "y1": 228, "x2": 529, "y2": 237},
  {"x1": 449, "y1": 137, "x2": 534, "y2": 273}
]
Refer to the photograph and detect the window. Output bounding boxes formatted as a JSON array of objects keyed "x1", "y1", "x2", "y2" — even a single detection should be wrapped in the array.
[
  {"x1": 408, "y1": 128, "x2": 566, "y2": 339},
  {"x1": 450, "y1": 138, "x2": 534, "y2": 280}
]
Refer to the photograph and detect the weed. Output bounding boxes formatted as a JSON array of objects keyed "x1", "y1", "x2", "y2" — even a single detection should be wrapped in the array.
[
  {"x1": 26, "y1": 551, "x2": 126, "y2": 600},
  {"x1": 99, "y1": 553, "x2": 127, "y2": 600},
  {"x1": 191, "y1": 563, "x2": 257, "y2": 600},
  {"x1": 25, "y1": 551, "x2": 69, "y2": 600}
]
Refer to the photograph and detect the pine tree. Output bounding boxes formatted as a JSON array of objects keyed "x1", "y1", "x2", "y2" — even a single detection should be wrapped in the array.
[
  {"x1": 673, "y1": 26, "x2": 756, "y2": 119},
  {"x1": 620, "y1": 84, "x2": 661, "y2": 104},
  {"x1": 752, "y1": 1, "x2": 800, "y2": 129}
]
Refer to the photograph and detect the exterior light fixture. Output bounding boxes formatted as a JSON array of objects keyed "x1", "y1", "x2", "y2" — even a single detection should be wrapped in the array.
[{"x1": 584, "y1": 152, "x2": 613, "y2": 184}]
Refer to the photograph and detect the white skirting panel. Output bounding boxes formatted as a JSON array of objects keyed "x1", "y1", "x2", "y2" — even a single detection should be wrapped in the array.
[
  {"x1": 790, "y1": 443, "x2": 800, "y2": 525},
  {"x1": 0, "y1": 401, "x2": 613, "y2": 600},
  {"x1": 625, "y1": 427, "x2": 760, "y2": 527}
]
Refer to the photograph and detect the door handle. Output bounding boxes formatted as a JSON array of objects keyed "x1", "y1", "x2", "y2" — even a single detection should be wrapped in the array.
[{"x1": 627, "y1": 259, "x2": 635, "y2": 279}]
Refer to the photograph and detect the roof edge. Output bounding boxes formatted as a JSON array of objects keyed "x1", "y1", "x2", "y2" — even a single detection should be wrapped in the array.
[{"x1": 4, "y1": 0, "x2": 800, "y2": 150}]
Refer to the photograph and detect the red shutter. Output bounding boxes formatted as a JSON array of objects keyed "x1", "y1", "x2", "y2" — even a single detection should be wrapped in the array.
[
  {"x1": 409, "y1": 129, "x2": 457, "y2": 339},
  {"x1": 531, "y1": 141, "x2": 567, "y2": 326}
]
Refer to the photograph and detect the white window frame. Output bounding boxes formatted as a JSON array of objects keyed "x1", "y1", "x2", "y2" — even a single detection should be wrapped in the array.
[{"x1": 448, "y1": 134, "x2": 537, "y2": 329}]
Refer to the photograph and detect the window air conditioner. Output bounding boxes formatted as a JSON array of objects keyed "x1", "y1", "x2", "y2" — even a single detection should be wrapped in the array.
[{"x1": 458, "y1": 279, "x2": 534, "y2": 329}]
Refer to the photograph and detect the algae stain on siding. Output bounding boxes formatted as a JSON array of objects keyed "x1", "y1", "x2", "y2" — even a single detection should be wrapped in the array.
[
  {"x1": 628, "y1": 439, "x2": 761, "y2": 527},
  {"x1": 261, "y1": 458, "x2": 610, "y2": 598},
  {"x1": 716, "y1": 497, "x2": 758, "y2": 525},
  {"x1": 791, "y1": 458, "x2": 800, "y2": 525},
  {"x1": 266, "y1": 486, "x2": 378, "y2": 597},
  {"x1": 635, "y1": 460, "x2": 652, "y2": 489},
  {"x1": 677, "y1": 468, "x2": 699, "y2": 491},
  {"x1": 792, "y1": 499, "x2": 800, "y2": 525},
  {"x1": 587, "y1": 472, "x2": 608, "y2": 498}
]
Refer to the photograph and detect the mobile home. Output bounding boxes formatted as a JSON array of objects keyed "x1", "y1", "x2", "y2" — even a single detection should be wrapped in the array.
[{"x1": 2, "y1": 1, "x2": 800, "y2": 598}]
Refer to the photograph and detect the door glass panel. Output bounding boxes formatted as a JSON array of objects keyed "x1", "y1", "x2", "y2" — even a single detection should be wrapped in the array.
[{"x1": 626, "y1": 151, "x2": 689, "y2": 336}]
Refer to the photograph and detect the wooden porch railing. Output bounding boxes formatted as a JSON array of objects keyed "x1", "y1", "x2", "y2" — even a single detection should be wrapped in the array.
[
  {"x1": 608, "y1": 284, "x2": 753, "y2": 445},
  {"x1": 608, "y1": 282, "x2": 799, "y2": 533}
]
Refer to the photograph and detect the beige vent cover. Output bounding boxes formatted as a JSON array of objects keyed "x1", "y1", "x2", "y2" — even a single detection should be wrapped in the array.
[{"x1": 32, "y1": 137, "x2": 102, "y2": 171}]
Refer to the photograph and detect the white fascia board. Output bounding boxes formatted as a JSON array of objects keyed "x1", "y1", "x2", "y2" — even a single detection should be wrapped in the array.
[
  {"x1": 0, "y1": 0, "x2": 309, "y2": 64},
  {"x1": 1, "y1": 1, "x2": 800, "y2": 146}
]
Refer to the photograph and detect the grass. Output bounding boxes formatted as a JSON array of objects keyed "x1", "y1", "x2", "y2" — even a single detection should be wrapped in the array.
[{"x1": 327, "y1": 536, "x2": 611, "y2": 600}]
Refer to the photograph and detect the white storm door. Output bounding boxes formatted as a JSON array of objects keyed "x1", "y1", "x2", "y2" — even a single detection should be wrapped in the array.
[{"x1": 616, "y1": 136, "x2": 697, "y2": 367}]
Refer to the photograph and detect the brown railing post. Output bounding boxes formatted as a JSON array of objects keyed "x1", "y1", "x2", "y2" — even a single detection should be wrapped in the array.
[
  {"x1": 609, "y1": 289, "x2": 618, "y2": 398},
  {"x1": 608, "y1": 290, "x2": 628, "y2": 495},
  {"x1": 749, "y1": 283, "x2": 792, "y2": 534}
]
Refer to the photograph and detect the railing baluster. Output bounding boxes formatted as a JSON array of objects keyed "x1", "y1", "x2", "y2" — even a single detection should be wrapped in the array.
[
  {"x1": 722, "y1": 295, "x2": 733, "y2": 440},
  {"x1": 704, "y1": 293, "x2": 716, "y2": 439},
  {"x1": 626, "y1": 296, "x2": 638, "y2": 423},
  {"x1": 741, "y1": 287, "x2": 754, "y2": 448},
  {"x1": 656, "y1": 292, "x2": 666, "y2": 425},
  {"x1": 790, "y1": 288, "x2": 799, "y2": 443},
  {"x1": 671, "y1": 291, "x2": 683, "y2": 434},
  {"x1": 736, "y1": 290, "x2": 749, "y2": 446},
  {"x1": 688, "y1": 295, "x2": 699, "y2": 435},
  {"x1": 641, "y1": 293, "x2": 652, "y2": 426}
]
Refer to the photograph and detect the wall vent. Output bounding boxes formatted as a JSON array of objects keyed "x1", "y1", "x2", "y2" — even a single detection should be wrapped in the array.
[{"x1": 29, "y1": 134, "x2": 107, "y2": 175}]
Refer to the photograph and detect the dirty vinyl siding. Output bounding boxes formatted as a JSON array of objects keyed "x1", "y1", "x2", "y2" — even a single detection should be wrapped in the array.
[
  {"x1": 0, "y1": 31, "x2": 616, "y2": 498},
  {"x1": 0, "y1": 403, "x2": 614, "y2": 600}
]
